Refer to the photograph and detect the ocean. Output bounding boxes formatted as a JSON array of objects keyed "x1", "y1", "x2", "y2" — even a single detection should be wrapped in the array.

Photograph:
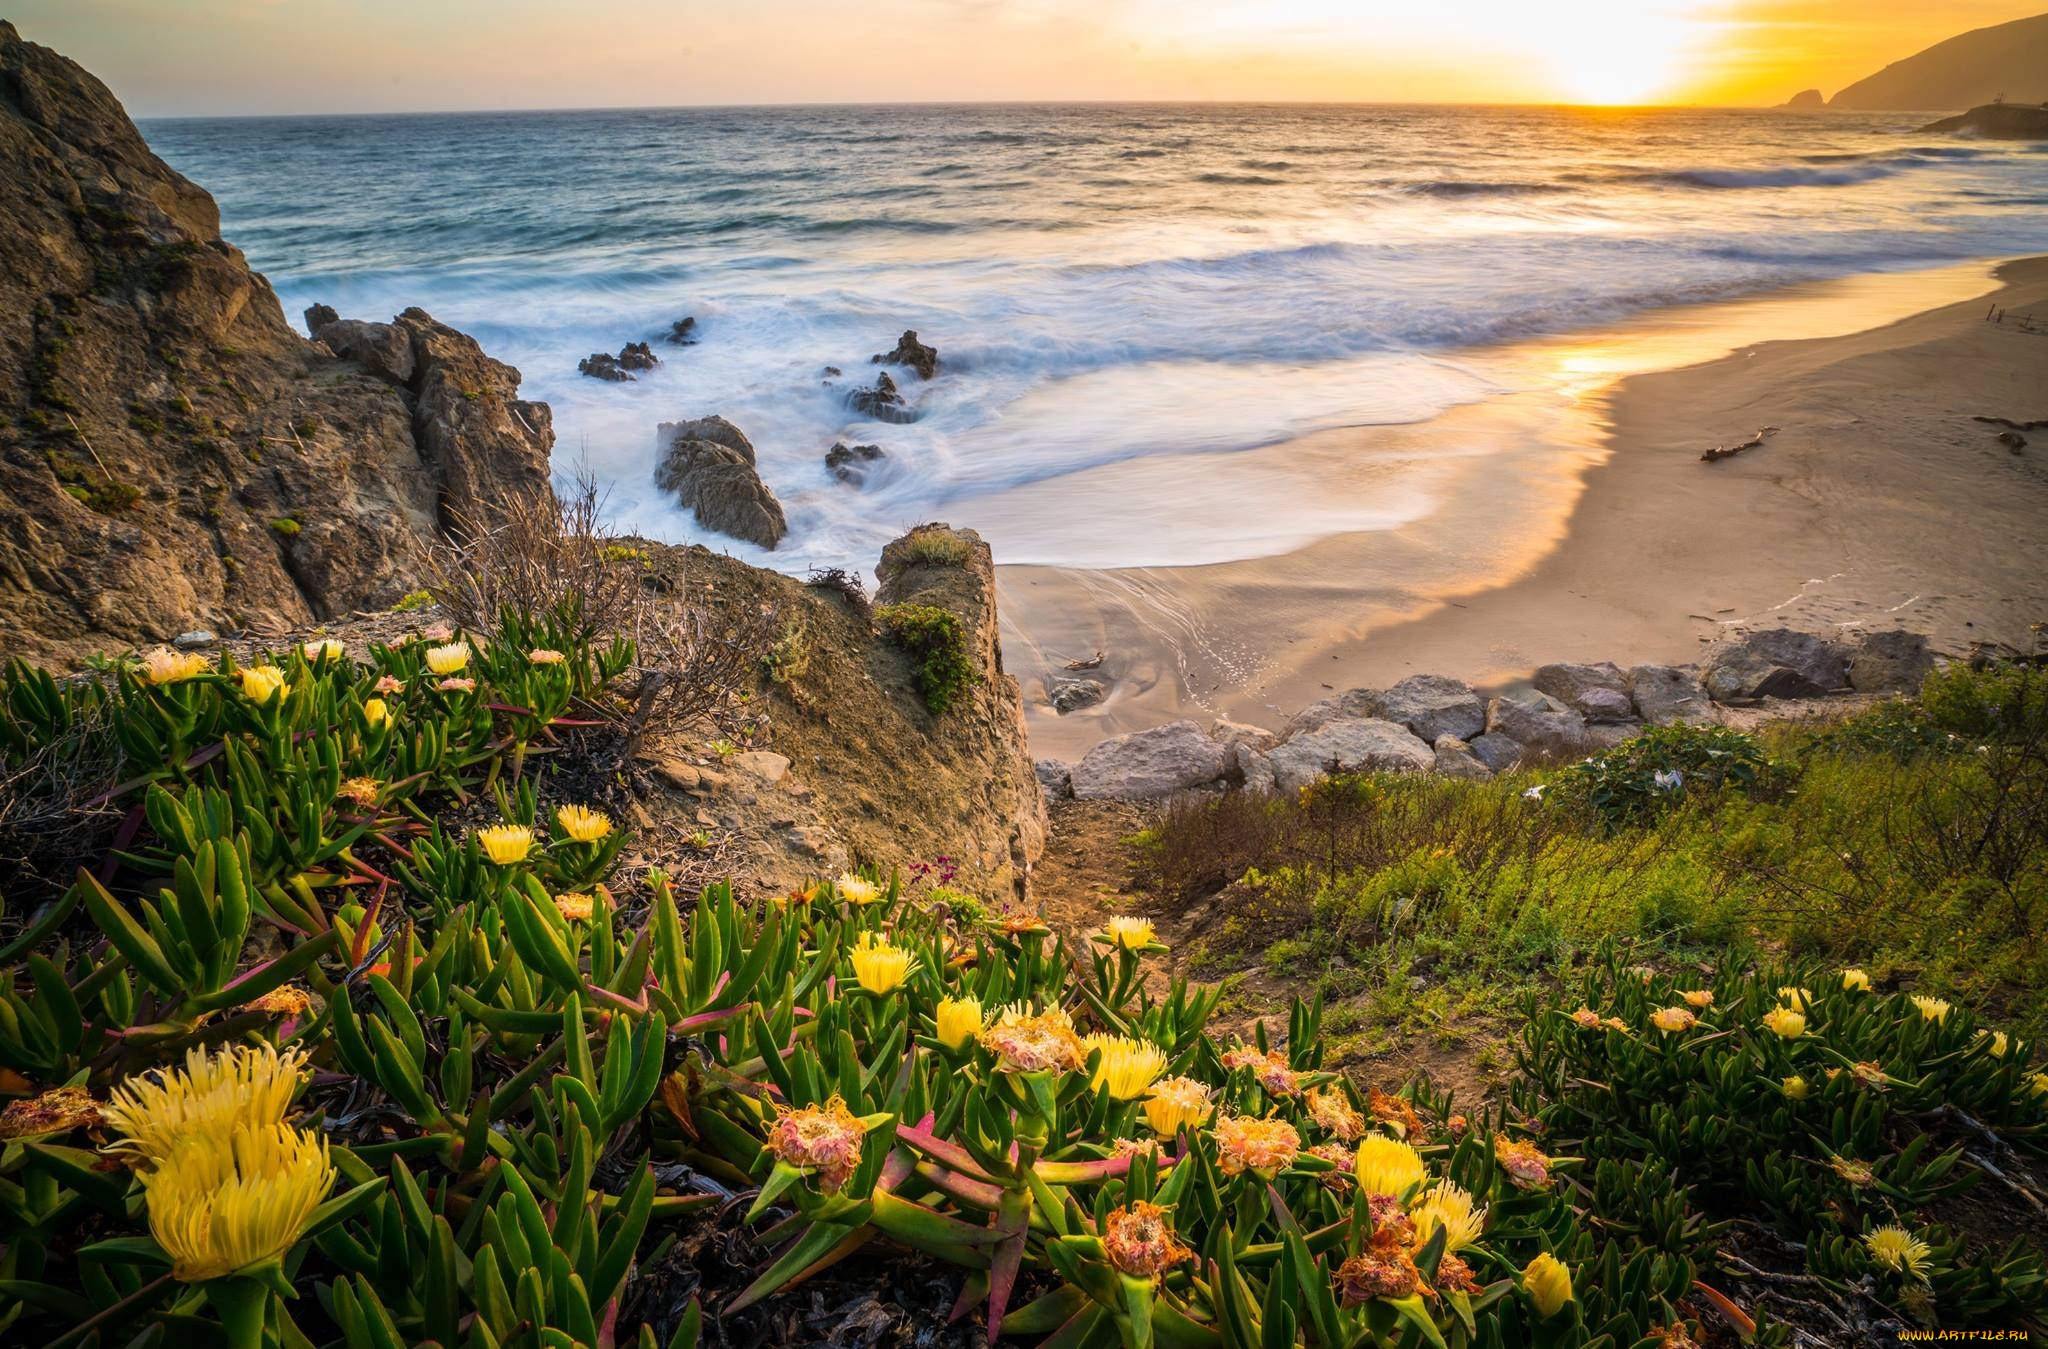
[{"x1": 140, "y1": 103, "x2": 2048, "y2": 575}]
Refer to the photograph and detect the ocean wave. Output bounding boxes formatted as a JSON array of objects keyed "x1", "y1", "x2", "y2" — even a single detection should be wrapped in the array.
[
  {"x1": 1195, "y1": 172, "x2": 1287, "y2": 185},
  {"x1": 1637, "y1": 164, "x2": 1904, "y2": 189},
  {"x1": 1399, "y1": 179, "x2": 1569, "y2": 198}
]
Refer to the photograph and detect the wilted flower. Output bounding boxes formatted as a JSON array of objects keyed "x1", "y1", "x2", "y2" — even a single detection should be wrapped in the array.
[
  {"x1": 1680, "y1": 989, "x2": 1715, "y2": 1009},
  {"x1": 1307, "y1": 1087, "x2": 1366, "y2": 1142},
  {"x1": 554, "y1": 893, "x2": 594, "y2": 923},
  {"x1": 1333, "y1": 1250, "x2": 1419, "y2": 1306},
  {"x1": 1222, "y1": 1044, "x2": 1301, "y2": 1096},
  {"x1": 1651, "y1": 1006, "x2": 1697, "y2": 1034},
  {"x1": 556, "y1": 804, "x2": 612, "y2": 842},
  {"x1": 1523, "y1": 1253, "x2": 1574, "y2": 1318},
  {"x1": 1082, "y1": 1034, "x2": 1167, "y2": 1100},
  {"x1": 1850, "y1": 1060, "x2": 1889, "y2": 1091},
  {"x1": 1411, "y1": 1180, "x2": 1486, "y2": 1253},
  {"x1": 437, "y1": 676, "x2": 476, "y2": 693},
  {"x1": 1101, "y1": 915, "x2": 1156, "y2": 950},
  {"x1": 1911, "y1": 995, "x2": 1951, "y2": 1024},
  {"x1": 980, "y1": 1005, "x2": 1083, "y2": 1074},
  {"x1": 424, "y1": 642, "x2": 470, "y2": 675},
  {"x1": 1782, "y1": 1075, "x2": 1809, "y2": 1100},
  {"x1": 373, "y1": 674, "x2": 403, "y2": 694},
  {"x1": 476, "y1": 824, "x2": 534, "y2": 865},
  {"x1": 764, "y1": 1097, "x2": 868, "y2": 1193},
  {"x1": 1214, "y1": 1114, "x2": 1300, "y2": 1177},
  {"x1": 1444, "y1": 1113, "x2": 1470, "y2": 1139},
  {"x1": 337, "y1": 776, "x2": 383, "y2": 809},
  {"x1": 1143, "y1": 1076, "x2": 1214, "y2": 1136},
  {"x1": 1603, "y1": 1015, "x2": 1629, "y2": 1031},
  {"x1": 1830, "y1": 1156, "x2": 1876, "y2": 1188},
  {"x1": 934, "y1": 995, "x2": 983, "y2": 1051},
  {"x1": 301, "y1": 639, "x2": 346, "y2": 663},
  {"x1": 1762, "y1": 1005, "x2": 1806, "y2": 1039},
  {"x1": 240, "y1": 985, "x2": 313, "y2": 1020},
  {"x1": 103, "y1": 1044, "x2": 308, "y2": 1165},
  {"x1": 1841, "y1": 968, "x2": 1870, "y2": 992},
  {"x1": 1102, "y1": 1201, "x2": 1192, "y2": 1281},
  {"x1": 1864, "y1": 1225, "x2": 1933, "y2": 1281},
  {"x1": 143, "y1": 1122, "x2": 332, "y2": 1281},
  {"x1": 1368, "y1": 1087, "x2": 1424, "y2": 1139},
  {"x1": 0, "y1": 1086, "x2": 104, "y2": 1141},
  {"x1": 528, "y1": 648, "x2": 566, "y2": 664},
  {"x1": 836, "y1": 873, "x2": 881, "y2": 906},
  {"x1": 1570, "y1": 1007, "x2": 1603, "y2": 1029},
  {"x1": 1495, "y1": 1137, "x2": 1553, "y2": 1190},
  {"x1": 850, "y1": 931, "x2": 911, "y2": 995},
  {"x1": 1434, "y1": 1252, "x2": 1481, "y2": 1294},
  {"x1": 238, "y1": 665, "x2": 287, "y2": 703},
  {"x1": 1353, "y1": 1134, "x2": 1428, "y2": 1200},
  {"x1": 141, "y1": 648, "x2": 210, "y2": 684}
]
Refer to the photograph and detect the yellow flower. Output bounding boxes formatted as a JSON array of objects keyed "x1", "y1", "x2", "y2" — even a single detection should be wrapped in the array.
[
  {"x1": 1143, "y1": 1076, "x2": 1214, "y2": 1136},
  {"x1": 1911, "y1": 994, "x2": 1951, "y2": 1024},
  {"x1": 1680, "y1": 989, "x2": 1714, "y2": 1009},
  {"x1": 554, "y1": 893, "x2": 594, "y2": 923},
  {"x1": 1778, "y1": 986, "x2": 1812, "y2": 1010},
  {"x1": 142, "y1": 1122, "x2": 332, "y2": 1281},
  {"x1": 556, "y1": 804, "x2": 612, "y2": 843},
  {"x1": 934, "y1": 995, "x2": 983, "y2": 1051},
  {"x1": 1782, "y1": 1074, "x2": 1809, "y2": 1100},
  {"x1": 1411, "y1": 1180, "x2": 1486, "y2": 1253},
  {"x1": 836, "y1": 873, "x2": 881, "y2": 906},
  {"x1": 1841, "y1": 968, "x2": 1870, "y2": 992},
  {"x1": 1522, "y1": 1253, "x2": 1574, "y2": 1319},
  {"x1": 850, "y1": 931, "x2": 911, "y2": 995},
  {"x1": 103, "y1": 1044, "x2": 309, "y2": 1165},
  {"x1": 424, "y1": 642, "x2": 470, "y2": 675},
  {"x1": 1082, "y1": 1034, "x2": 1168, "y2": 1100},
  {"x1": 1213, "y1": 1114, "x2": 1300, "y2": 1177},
  {"x1": 1762, "y1": 1005, "x2": 1806, "y2": 1039},
  {"x1": 2028, "y1": 1072, "x2": 2048, "y2": 1099},
  {"x1": 336, "y1": 776, "x2": 381, "y2": 807},
  {"x1": 1863, "y1": 1225, "x2": 1932, "y2": 1282},
  {"x1": 1352, "y1": 1134, "x2": 1428, "y2": 1200},
  {"x1": 1651, "y1": 1006, "x2": 1697, "y2": 1034},
  {"x1": 1982, "y1": 1030, "x2": 2010, "y2": 1058},
  {"x1": 1494, "y1": 1137, "x2": 1553, "y2": 1190},
  {"x1": 140, "y1": 647, "x2": 209, "y2": 684},
  {"x1": 238, "y1": 665, "x2": 287, "y2": 703},
  {"x1": 476, "y1": 824, "x2": 535, "y2": 865},
  {"x1": 1102, "y1": 1201, "x2": 1193, "y2": 1281},
  {"x1": 362, "y1": 697, "x2": 391, "y2": 728},
  {"x1": 1102, "y1": 915, "x2": 1156, "y2": 950},
  {"x1": 301, "y1": 639, "x2": 346, "y2": 663},
  {"x1": 528, "y1": 648, "x2": 566, "y2": 664}
]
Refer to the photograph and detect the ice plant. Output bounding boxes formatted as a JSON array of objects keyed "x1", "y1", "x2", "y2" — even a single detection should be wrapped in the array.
[
  {"x1": 1222, "y1": 1044, "x2": 1300, "y2": 1096},
  {"x1": 1352, "y1": 1133, "x2": 1428, "y2": 1199},
  {"x1": 556, "y1": 804, "x2": 612, "y2": 842},
  {"x1": 424, "y1": 641, "x2": 471, "y2": 675},
  {"x1": 1850, "y1": 1060, "x2": 1889, "y2": 1090},
  {"x1": 1762, "y1": 1005, "x2": 1806, "y2": 1039},
  {"x1": 849, "y1": 931, "x2": 911, "y2": 995},
  {"x1": 476, "y1": 824, "x2": 535, "y2": 865},
  {"x1": 1334, "y1": 1249, "x2": 1420, "y2": 1306},
  {"x1": 1213, "y1": 1113, "x2": 1300, "y2": 1177},
  {"x1": 1571, "y1": 1007, "x2": 1603, "y2": 1029},
  {"x1": 103, "y1": 1044, "x2": 308, "y2": 1165},
  {"x1": 1143, "y1": 1076, "x2": 1214, "y2": 1136},
  {"x1": 1082, "y1": 1034, "x2": 1167, "y2": 1100},
  {"x1": 1782, "y1": 1074, "x2": 1809, "y2": 1100},
  {"x1": 362, "y1": 697, "x2": 391, "y2": 728},
  {"x1": 1830, "y1": 1156, "x2": 1876, "y2": 1188},
  {"x1": 1522, "y1": 1252, "x2": 1574, "y2": 1318},
  {"x1": 1101, "y1": 1201, "x2": 1193, "y2": 1281},
  {"x1": 528, "y1": 647, "x2": 566, "y2": 664},
  {"x1": 762, "y1": 1097, "x2": 869, "y2": 1194},
  {"x1": 1651, "y1": 1006, "x2": 1697, "y2": 1034},
  {"x1": 1680, "y1": 989, "x2": 1714, "y2": 1009},
  {"x1": 934, "y1": 995, "x2": 983, "y2": 1050},
  {"x1": 1100, "y1": 915, "x2": 1155, "y2": 950},
  {"x1": 1306, "y1": 1086, "x2": 1366, "y2": 1142},
  {"x1": 373, "y1": 674, "x2": 403, "y2": 694},
  {"x1": 239, "y1": 986, "x2": 313, "y2": 1020},
  {"x1": 1494, "y1": 1137, "x2": 1553, "y2": 1190},
  {"x1": 1778, "y1": 986, "x2": 1813, "y2": 1010},
  {"x1": 980, "y1": 1004, "x2": 1084, "y2": 1074},
  {"x1": 554, "y1": 893, "x2": 595, "y2": 923},
  {"x1": 1911, "y1": 994, "x2": 1952, "y2": 1024},
  {"x1": 142, "y1": 1122, "x2": 332, "y2": 1282},
  {"x1": 1841, "y1": 967, "x2": 1871, "y2": 992},
  {"x1": 836, "y1": 873, "x2": 880, "y2": 906},
  {"x1": 1411, "y1": 1180, "x2": 1486, "y2": 1252},
  {"x1": 301, "y1": 639, "x2": 345, "y2": 662},
  {"x1": 141, "y1": 647, "x2": 209, "y2": 684},
  {"x1": 0, "y1": 1086, "x2": 103, "y2": 1141},
  {"x1": 1983, "y1": 1030, "x2": 2010, "y2": 1057},
  {"x1": 438, "y1": 677, "x2": 475, "y2": 693},
  {"x1": 1367, "y1": 1087, "x2": 1423, "y2": 1139},
  {"x1": 1864, "y1": 1225, "x2": 1933, "y2": 1281},
  {"x1": 237, "y1": 665, "x2": 286, "y2": 703},
  {"x1": 336, "y1": 776, "x2": 381, "y2": 807}
]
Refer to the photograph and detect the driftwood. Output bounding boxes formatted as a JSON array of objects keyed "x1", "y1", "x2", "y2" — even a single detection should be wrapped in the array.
[{"x1": 1701, "y1": 425, "x2": 1779, "y2": 462}]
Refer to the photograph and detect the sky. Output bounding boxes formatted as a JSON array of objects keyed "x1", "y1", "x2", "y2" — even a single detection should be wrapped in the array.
[{"x1": 10, "y1": 1, "x2": 2042, "y2": 116}]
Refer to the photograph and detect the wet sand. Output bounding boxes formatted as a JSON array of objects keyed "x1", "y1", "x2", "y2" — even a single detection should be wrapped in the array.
[{"x1": 1005, "y1": 257, "x2": 2048, "y2": 761}]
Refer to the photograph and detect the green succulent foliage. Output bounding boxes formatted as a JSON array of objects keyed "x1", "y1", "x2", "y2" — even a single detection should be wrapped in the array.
[
  {"x1": 875, "y1": 601, "x2": 979, "y2": 716},
  {"x1": 1512, "y1": 956, "x2": 2048, "y2": 1333}
]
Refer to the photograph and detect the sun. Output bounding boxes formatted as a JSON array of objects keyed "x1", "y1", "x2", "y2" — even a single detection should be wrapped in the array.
[{"x1": 1466, "y1": 0, "x2": 1706, "y2": 105}]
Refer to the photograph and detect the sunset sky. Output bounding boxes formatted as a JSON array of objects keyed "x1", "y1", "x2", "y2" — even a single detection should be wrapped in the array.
[{"x1": 12, "y1": 1, "x2": 2042, "y2": 116}]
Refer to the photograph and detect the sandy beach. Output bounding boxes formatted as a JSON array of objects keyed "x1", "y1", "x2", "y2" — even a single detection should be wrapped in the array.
[{"x1": 1007, "y1": 257, "x2": 2048, "y2": 760}]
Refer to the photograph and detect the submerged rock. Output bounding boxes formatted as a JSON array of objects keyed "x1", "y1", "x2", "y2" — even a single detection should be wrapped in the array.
[
  {"x1": 846, "y1": 370, "x2": 919, "y2": 424},
  {"x1": 1703, "y1": 628, "x2": 1849, "y2": 701},
  {"x1": 665, "y1": 316, "x2": 698, "y2": 345},
  {"x1": 872, "y1": 329, "x2": 940, "y2": 380},
  {"x1": 1049, "y1": 677, "x2": 1107, "y2": 714},
  {"x1": 618, "y1": 341, "x2": 659, "y2": 372},
  {"x1": 578, "y1": 351, "x2": 633, "y2": 382},
  {"x1": 654, "y1": 416, "x2": 787, "y2": 549},
  {"x1": 1070, "y1": 720, "x2": 1228, "y2": 800},
  {"x1": 1919, "y1": 104, "x2": 2048, "y2": 139},
  {"x1": 825, "y1": 441, "x2": 886, "y2": 485}
]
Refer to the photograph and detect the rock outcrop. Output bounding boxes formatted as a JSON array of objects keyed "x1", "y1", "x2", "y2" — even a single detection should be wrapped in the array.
[
  {"x1": 1828, "y1": 12, "x2": 2048, "y2": 110},
  {"x1": 1918, "y1": 104, "x2": 2048, "y2": 140},
  {"x1": 1628, "y1": 664, "x2": 1715, "y2": 725},
  {"x1": 1781, "y1": 89, "x2": 1824, "y2": 109},
  {"x1": 577, "y1": 342, "x2": 659, "y2": 382},
  {"x1": 1847, "y1": 629, "x2": 1936, "y2": 693},
  {"x1": 845, "y1": 370, "x2": 918, "y2": 424},
  {"x1": 1703, "y1": 628, "x2": 1849, "y2": 702},
  {"x1": 665, "y1": 317, "x2": 698, "y2": 346},
  {"x1": 0, "y1": 21, "x2": 552, "y2": 664},
  {"x1": 1265, "y1": 717, "x2": 1434, "y2": 793},
  {"x1": 1376, "y1": 674, "x2": 1485, "y2": 743},
  {"x1": 654, "y1": 416, "x2": 788, "y2": 549},
  {"x1": 872, "y1": 329, "x2": 939, "y2": 380},
  {"x1": 1532, "y1": 662, "x2": 1633, "y2": 723}
]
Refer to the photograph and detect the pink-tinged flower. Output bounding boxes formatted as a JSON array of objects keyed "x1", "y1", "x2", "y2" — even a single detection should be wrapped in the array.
[
  {"x1": 437, "y1": 677, "x2": 476, "y2": 693},
  {"x1": 1495, "y1": 1137, "x2": 1553, "y2": 1190},
  {"x1": 1333, "y1": 1249, "x2": 1420, "y2": 1306},
  {"x1": 528, "y1": 648, "x2": 566, "y2": 664},
  {"x1": 1101, "y1": 1201, "x2": 1192, "y2": 1281},
  {"x1": 1570, "y1": 1007, "x2": 1603, "y2": 1029},
  {"x1": 554, "y1": 893, "x2": 595, "y2": 923},
  {"x1": 1213, "y1": 1114, "x2": 1300, "y2": 1177},
  {"x1": 1307, "y1": 1087, "x2": 1366, "y2": 1142},
  {"x1": 1850, "y1": 1060, "x2": 1889, "y2": 1091},
  {"x1": 978, "y1": 1005, "x2": 1083, "y2": 1075},
  {"x1": 1222, "y1": 1044, "x2": 1300, "y2": 1096},
  {"x1": 764, "y1": 1097, "x2": 868, "y2": 1193},
  {"x1": 1651, "y1": 1006, "x2": 1697, "y2": 1034},
  {"x1": 1681, "y1": 989, "x2": 1715, "y2": 1009},
  {"x1": 373, "y1": 675, "x2": 403, "y2": 694}
]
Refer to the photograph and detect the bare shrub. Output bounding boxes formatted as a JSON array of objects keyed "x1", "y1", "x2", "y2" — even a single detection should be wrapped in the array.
[
  {"x1": 612, "y1": 588, "x2": 781, "y2": 762},
  {"x1": 425, "y1": 470, "x2": 640, "y2": 647},
  {"x1": 805, "y1": 567, "x2": 872, "y2": 623}
]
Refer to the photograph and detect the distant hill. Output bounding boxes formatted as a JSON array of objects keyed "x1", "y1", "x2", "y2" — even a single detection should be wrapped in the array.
[{"x1": 1829, "y1": 11, "x2": 2048, "y2": 110}]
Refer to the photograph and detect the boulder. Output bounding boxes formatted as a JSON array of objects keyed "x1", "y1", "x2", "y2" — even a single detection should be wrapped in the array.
[
  {"x1": 578, "y1": 351, "x2": 632, "y2": 382},
  {"x1": 1035, "y1": 759, "x2": 1074, "y2": 800},
  {"x1": 1583, "y1": 722, "x2": 1642, "y2": 750},
  {"x1": 1210, "y1": 719, "x2": 1275, "y2": 749},
  {"x1": 1532, "y1": 662, "x2": 1634, "y2": 722},
  {"x1": 1229, "y1": 742, "x2": 1278, "y2": 793},
  {"x1": 1467, "y1": 732, "x2": 1525, "y2": 773},
  {"x1": 1049, "y1": 677, "x2": 1106, "y2": 713},
  {"x1": 1628, "y1": 664, "x2": 1716, "y2": 725},
  {"x1": 654, "y1": 416, "x2": 787, "y2": 549},
  {"x1": 1485, "y1": 693, "x2": 1586, "y2": 756},
  {"x1": 1377, "y1": 674, "x2": 1485, "y2": 742},
  {"x1": 872, "y1": 329, "x2": 939, "y2": 380},
  {"x1": 1285, "y1": 688, "x2": 1380, "y2": 738},
  {"x1": 666, "y1": 316, "x2": 698, "y2": 345},
  {"x1": 1266, "y1": 717, "x2": 1434, "y2": 793},
  {"x1": 1432, "y1": 734, "x2": 1492, "y2": 780},
  {"x1": 1703, "y1": 628, "x2": 1850, "y2": 702},
  {"x1": 1070, "y1": 720, "x2": 1228, "y2": 800},
  {"x1": 306, "y1": 312, "x2": 415, "y2": 386},
  {"x1": 825, "y1": 442, "x2": 886, "y2": 485},
  {"x1": 846, "y1": 370, "x2": 918, "y2": 424},
  {"x1": 618, "y1": 341, "x2": 659, "y2": 372},
  {"x1": 1847, "y1": 629, "x2": 1936, "y2": 693}
]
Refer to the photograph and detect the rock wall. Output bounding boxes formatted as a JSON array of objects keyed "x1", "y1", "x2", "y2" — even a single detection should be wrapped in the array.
[{"x1": 0, "y1": 22, "x2": 550, "y2": 665}]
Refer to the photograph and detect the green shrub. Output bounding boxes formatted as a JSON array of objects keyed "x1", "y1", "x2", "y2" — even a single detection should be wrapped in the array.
[
  {"x1": 1920, "y1": 660, "x2": 2048, "y2": 743},
  {"x1": 895, "y1": 524, "x2": 974, "y2": 568},
  {"x1": 270, "y1": 515, "x2": 301, "y2": 536},
  {"x1": 875, "y1": 601, "x2": 977, "y2": 714},
  {"x1": 1553, "y1": 722, "x2": 1788, "y2": 826}
]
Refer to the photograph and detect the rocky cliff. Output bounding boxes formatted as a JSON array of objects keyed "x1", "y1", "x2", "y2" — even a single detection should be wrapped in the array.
[
  {"x1": 1828, "y1": 11, "x2": 2048, "y2": 110},
  {"x1": 0, "y1": 21, "x2": 551, "y2": 665}
]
